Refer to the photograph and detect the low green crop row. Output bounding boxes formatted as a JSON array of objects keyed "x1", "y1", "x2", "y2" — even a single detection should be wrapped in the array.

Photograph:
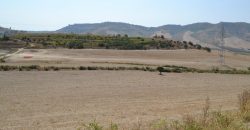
[
  {"x1": 0, "y1": 65, "x2": 250, "y2": 74},
  {"x1": 0, "y1": 65, "x2": 157, "y2": 72},
  {"x1": 157, "y1": 65, "x2": 250, "y2": 75}
]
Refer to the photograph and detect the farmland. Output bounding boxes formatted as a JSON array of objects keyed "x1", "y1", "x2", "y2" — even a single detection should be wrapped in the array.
[
  {"x1": 0, "y1": 48, "x2": 250, "y2": 129},
  {"x1": 1, "y1": 71, "x2": 250, "y2": 129},
  {"x1": 1, "y1": 49, "x2": 250, "y2": 70}
]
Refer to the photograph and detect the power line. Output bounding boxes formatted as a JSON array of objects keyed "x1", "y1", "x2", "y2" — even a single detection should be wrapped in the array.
[{"x1": 219, "y1": 23, "x2": 225, "y2": 65}]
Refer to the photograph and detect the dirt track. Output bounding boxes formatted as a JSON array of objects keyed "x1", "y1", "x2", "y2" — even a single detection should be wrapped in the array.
[{"x1": 0, "y1": 71, "x2": 250, "y2": 129}]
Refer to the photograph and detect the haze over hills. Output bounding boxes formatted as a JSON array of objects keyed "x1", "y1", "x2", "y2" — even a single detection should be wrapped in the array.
[
  {"x1": 1, "y1": 22, "x2": 250, "y2": 51},
  {"x1": 57, "y1": 22, "x2": 250, "y2": 51}
]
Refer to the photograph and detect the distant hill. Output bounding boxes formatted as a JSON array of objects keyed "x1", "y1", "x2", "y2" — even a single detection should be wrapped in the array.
[
  {"x1": 57, "y1": 22, "x2": 250, "y2": 51},
  {"x1": 57, "y1": 22, "x2": 154, "y2": 37},
  {"x1": 0, "y1": 26, "x2": 22, "y2": 35}
]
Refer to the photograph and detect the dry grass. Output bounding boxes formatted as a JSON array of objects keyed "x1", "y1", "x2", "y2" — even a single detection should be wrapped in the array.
[{"x1": 77, "y1": 91, "x2": 250, "y2": 130}]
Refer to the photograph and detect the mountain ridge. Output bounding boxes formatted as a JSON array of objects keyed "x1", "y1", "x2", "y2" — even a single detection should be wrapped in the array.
[
  {"x1": 1, "y1": 22, "x2": 250, "y2": 51},
  {"x1": 56, "y1": 22, "x2": 250, "y2": 51}
]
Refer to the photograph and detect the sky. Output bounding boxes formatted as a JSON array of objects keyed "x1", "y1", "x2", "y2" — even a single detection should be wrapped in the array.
[{"x1": 1, "y1": 0, "x2": 250, "y2": 31}]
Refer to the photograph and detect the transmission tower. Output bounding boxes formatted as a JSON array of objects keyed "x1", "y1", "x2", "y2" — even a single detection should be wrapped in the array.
[{"x1": 219, "y1": 23, "x2": 225, "y2": 65}]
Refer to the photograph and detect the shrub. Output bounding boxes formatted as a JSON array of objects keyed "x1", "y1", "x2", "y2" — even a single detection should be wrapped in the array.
[
  {"x1": 76, "y1": 91, "x2": 250, "y2": 130},
  {"x1": 182, "y1": 115, "x2": 202, "y2": 130},
  {"x1": 211, "y1": 111, "x2": 234, "y2": 128},
  {"x1": 195, "y1": 44, "x2": 202, "y2": 49},
  {"x1": 53, "y1": 67, "x2": 59, "y2": 71},
  {"x1": 44, "y1": 67, "x2": 49, "y2": 71},
  {"x1": 79, "y1": 66, "x2": 87, "y2": 70},
  {"x1": 212, "y1": 67, "x2": 219, "y2": 73},
  {"x1": 243, "y1": 112, "x2": 250, "y2": 122},
  {"x1": 188, "y1": 41, "x2": 194, "y2": 46},
  {"x1": 117, "y1": 67, "x2": 126, "y2": 70},
  {"x1": 18, "y1": 66, "x2": 23, "y2": 71},
  {"x1": 201, "y1": 97, "x2": 210, "y2": 125},
  {"x1": 78, "y1": 120, "x2": 103, "y2": 130},
  {"x1": 29, "y1": 65, "x2": 40, "y2": 70},
  {"x1": 150, "y1": 119, "x2": 168, "y2": 130},
  {"x1": 2, "y1": 34, "x2": 10, "y2": 41},
  {"x1": 157, "y1": 67, "x2": 164, "y2": 75},
  {"x1": 109, "y1": 122, "x2": 118, "y2": 130},
  {"x1": 87, "y1": 66, "x2": 98, "y2": 70},
  {"x1": 132, "y1": 67, "x2": 140, "y2": 70},
  {"x1": 172, "y1": 68, "x2": 182, "y2": 73},
  {"x1": 71, "y1": 67, "x2": 77, "y2": 70},
  {"x1": 0, "y1": 58, "x2": 5, "y2": 63},
  {"x1": 204, "y1": 47, "x2": 211, "y2": 53},
  {"x1": 238, "y1": 90, "x2": 250, "y2": 113},
  {"x1": 106, "y1": 67, "x2": 115, "y2": 70},
  {"x1": 0, "y1": 65, "x2": 16, "y2": 71}
]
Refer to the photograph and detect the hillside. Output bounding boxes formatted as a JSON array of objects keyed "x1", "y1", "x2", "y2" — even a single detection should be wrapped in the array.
[
  {"x1": 57, "y1": 22, "x2": 250, "y2": 51},
  {"x1": 57, "y1": 22, "x2": 154, "y2": 36},
  {"x1": 12, "y1": 33, "x2": 210, "y2": 51}
]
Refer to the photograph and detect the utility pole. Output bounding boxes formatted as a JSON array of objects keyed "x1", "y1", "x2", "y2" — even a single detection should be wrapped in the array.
[{"x1": 219, "y1": 23, "x2": 225, "y2": 65}]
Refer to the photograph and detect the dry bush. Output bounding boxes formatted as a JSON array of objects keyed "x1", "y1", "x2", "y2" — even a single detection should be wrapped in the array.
[
  {"x1": 201, "y1": 97, "x2": 210, "y2": 126},
  {"x1": 238, "y1": 90, "x2": 250, "y2": 123},
  {"x1": 238, "y1": 90, "x2": 250, "y2": 113},
  {"x1": 77, "y1": 92, "x2": 250, "y2": 130}
]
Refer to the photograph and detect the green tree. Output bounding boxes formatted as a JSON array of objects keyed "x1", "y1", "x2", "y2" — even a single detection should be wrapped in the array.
[
  {"x1": 157, "y1": 67, "x2": 164, "y2": 75},
  {"x1": 204, "y1": 47, "x2": 211, "y2": 52},
  {"x1": 196, "y1": 44, "x2": 202, "y2": 49},
  {"x1": 124, "y1": 34, "x2": 128, "y2": 38},
  {"x1": 2, "y1": 33, "x2": 9, "y2": 41},
  {"x1": 160, "y1": 35, "x2": 165, "y2": 39}
]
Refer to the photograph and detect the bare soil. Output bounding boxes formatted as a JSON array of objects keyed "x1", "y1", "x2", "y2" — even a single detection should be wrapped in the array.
[
  {"x1": 3, "y1": 49, "x2": 250, "y2": 70},
  {"x1": 1, "y1": 49, "x2": 250, "y2": 129},
  {"x1": 0, "y1": 71, "x2": 250, "y2": 130}
]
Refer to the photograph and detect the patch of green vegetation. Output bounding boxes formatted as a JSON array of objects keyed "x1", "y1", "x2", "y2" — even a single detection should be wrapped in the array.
[
  {"x1": 77, "y1": 120, "x2": 103, "y2": 130},
  {"x1": 0, "y1": 33, "x2": 10, "y2": 41},
  {"x1": 204, "y1": 47, "x2": 211, "y2": 53},
  {"x1": 0, "y1": 65, "x2": 158, "y2": 72},
  {"x1": 0, "y1": 58, "x2": 5, "y2": 63},
  {"x1": 157, "y1": 65, "x2": 250, "y2": 75},
  {"x1": 157, "y1": 66, "x2": 164, "y2": 75},
  {"x1": 1, "y1": 64, "x2": 250, "y2": 75},
  {"x1": 12, "y1": 33, "x2": 211, "y2": 51}
]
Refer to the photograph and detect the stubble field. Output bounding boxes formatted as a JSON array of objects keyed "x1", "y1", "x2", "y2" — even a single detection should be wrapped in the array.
[{"x1": 0, "y1": 49, "x2": 250, "y2": 129}]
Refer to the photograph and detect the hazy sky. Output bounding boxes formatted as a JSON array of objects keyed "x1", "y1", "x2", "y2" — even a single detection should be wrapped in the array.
[{"x1": 1, "y1": 0, "x2": 250, "y2": 31}]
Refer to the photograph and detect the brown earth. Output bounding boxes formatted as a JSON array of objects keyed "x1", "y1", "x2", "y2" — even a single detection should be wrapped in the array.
[
  {"x1": 1, "y1": 49, "x2": 250, "y2": 129},
  {"x1": 2, "y1": 49, "x2": 250, "y2": 70},
  {"x1": 0, "y1": 71, "x2": 250, "y2": 130}
]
